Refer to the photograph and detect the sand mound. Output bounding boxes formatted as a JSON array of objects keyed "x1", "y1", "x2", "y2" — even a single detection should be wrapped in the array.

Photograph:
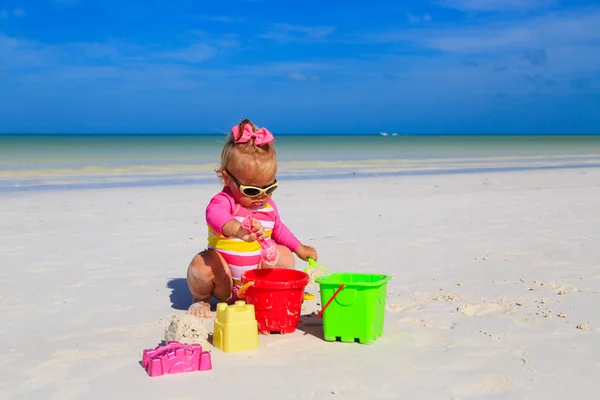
[{"x1": 164, "y1": 313, "x2": 211, "y2": 349}]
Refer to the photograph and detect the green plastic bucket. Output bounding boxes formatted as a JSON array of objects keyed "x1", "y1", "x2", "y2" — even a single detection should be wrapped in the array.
[{"x1": 315, "y1": 272, "x2": 392, "y2": 344}]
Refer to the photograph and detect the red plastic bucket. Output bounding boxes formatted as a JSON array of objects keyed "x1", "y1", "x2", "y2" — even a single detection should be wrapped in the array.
[{"x1": 238, "y1": 268, "x2": 309, "y2": 334}]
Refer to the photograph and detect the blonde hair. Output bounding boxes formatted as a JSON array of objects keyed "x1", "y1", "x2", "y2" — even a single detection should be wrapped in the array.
[{"x1": 216, "y1": 118, "x2": 277, "y2": 181}]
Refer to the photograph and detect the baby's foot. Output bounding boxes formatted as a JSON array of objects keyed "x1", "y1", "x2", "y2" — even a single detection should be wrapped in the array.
[{"x1": 187, "y1": 300, "x2": 212, "y2": 318}]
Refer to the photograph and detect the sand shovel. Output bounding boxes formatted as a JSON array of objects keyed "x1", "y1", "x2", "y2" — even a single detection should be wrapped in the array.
[
  {"x1": 303, "y1": 257, "x2": 327, "y2": 301},
  {"x1": 304, "y1": 257, "x2": 327, "y2": 282},
  {"x1": 242, "y1": 215, "x2": 279, "y2": 266}
]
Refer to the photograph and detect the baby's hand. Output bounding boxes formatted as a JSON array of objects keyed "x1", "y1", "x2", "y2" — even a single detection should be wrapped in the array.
[
  {"x1": 295, "y1": 244, "x2": 318, "y2": 262},
  {"x1": 251, "y1": 218, "x2": 266, "y2": 241},
  {"x1": 236, "y1": 218, "x2": 265, "y2": 242}
]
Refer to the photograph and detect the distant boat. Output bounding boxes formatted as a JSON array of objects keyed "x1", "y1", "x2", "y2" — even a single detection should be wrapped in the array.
[
  {"x1": 379, "y1": 132, "x2": 389, "y2": 136},
  {"x1": 391, "y1": 133, "x2": 398, "y2": 136}
]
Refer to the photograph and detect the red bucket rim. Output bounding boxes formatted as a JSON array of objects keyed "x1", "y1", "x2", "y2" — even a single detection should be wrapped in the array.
[{"x1": 241, "y1": 268, "x2": 309, "y2": 290}]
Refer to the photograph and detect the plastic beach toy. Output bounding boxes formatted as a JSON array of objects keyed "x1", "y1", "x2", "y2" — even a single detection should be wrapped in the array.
[
  {"x1": 302, "y1": 257, "x2": 327, "y2": 300},
  {"x1": 213, "y1": 301, "x2": 259, "y2": 352},
  {"x1": 316, "y1": 273, "x2": 392, "y2": 344},
  {"x1": 242, "y1": 215, "x2": 279, "y2": 266},
  {"x1": 304, "y1": 257, "x2": 327, "y2": 283},
  {"x1": 237, "y1": 268, "x2": 309, "y2": 334},
  {"x1": 142, "y1": 341, "x2": 212, "y2": 377}
]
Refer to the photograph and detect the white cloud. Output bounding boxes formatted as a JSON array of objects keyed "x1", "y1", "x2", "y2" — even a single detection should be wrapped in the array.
[
  {"x1": 356, "y1": 7, "x2": 600, "y2": 97},
  {"x1": 0, "y1": 32, "x2": 264, "y2": 94},
  {"x1": 0, "y1": 8, "x2": 27, "y2": 18},
  {"x1": 407, "y1": 13, "x2": 432, "y2": 23},
  {"x1": 0, "y1": 32, "x2": 226, "y2": 83},
  {"x1": 197, "y1": 15, "x2": 244, "y2": 23},
  {"x1": 438, "y1": 0, "x2": 557, "y2": 12},
  {"x1": 191, "y1": 31, "x2": 239, "y2": 49},
  {"x1": 285, "y1": 72, "x2": 318, "y2": 81},
  {"x1": 0, "y1": 34, "x2": 54, "y2": 68},
  {"x1": 156, "y1": 44, "x2": 217, "y2": 63},
  {"x1": 371, "y1": 9, "x2": 600, "y2": 54},
  {"x1": 230, "y1": 62, "x2": 334, "y2": 79},
  {"x1": 0, "y1": 30, "x2": 293, "y2": 84},
  {"x1": 258, "y1": 24, "x2": 335, "y2": 43}
]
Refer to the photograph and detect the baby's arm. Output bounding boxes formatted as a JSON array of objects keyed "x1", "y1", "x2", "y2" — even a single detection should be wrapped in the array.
[
  {"x1": 271, "y1": 217, "x2": 302, "y2": 252},
  {"x1": 269, "y1": 201, "x2": 318, "y2": 261},
  {"x1": 271, "y1": 202, "x2": 316, "y2": 255},
  {"x1": 272, "y1": 215, "x2": 317, "y2": 261},
  {"x1": 205, "y1": 193, "x2": 259, "y2": 241}
]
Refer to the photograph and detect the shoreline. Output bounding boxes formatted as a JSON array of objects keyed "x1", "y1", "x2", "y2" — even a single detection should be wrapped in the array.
[{"x1": 1, "y1": 159, "x2": 600, "y2": 194}]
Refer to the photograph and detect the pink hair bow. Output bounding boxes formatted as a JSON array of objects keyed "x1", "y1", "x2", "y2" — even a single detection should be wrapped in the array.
[{"x1": 232, "y1": 124, "x2": 274, "y2": 146}]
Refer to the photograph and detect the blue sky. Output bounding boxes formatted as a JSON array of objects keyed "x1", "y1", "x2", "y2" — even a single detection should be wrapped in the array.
[{"x1": 0, "y1": 0, "x2": 599, "y2": 134}]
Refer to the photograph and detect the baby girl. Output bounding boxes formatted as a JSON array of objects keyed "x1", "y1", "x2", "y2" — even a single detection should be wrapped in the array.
[{"x1": 186, "y1": 119, "x2": 318, "y2": 317}]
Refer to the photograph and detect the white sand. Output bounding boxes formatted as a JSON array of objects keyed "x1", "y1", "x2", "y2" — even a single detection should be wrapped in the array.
[{"x1": 1, "y1": 168, "x2": 599, "y2": 399}]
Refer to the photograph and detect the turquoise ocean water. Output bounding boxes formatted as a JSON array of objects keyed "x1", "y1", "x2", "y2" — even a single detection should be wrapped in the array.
[{"x1": 1, "y1": 134, "x2": 600, "y2": 192}]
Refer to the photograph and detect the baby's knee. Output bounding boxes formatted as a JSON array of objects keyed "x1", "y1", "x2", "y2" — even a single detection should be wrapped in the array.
[
  {"x1": 188, "y1": 251, "x2": 215, "y2": 284},
  {"x1": 277, "y1": 246, "x2": 296, "y2": 269},
  {"x1": 188, "y1": 250, "x2": 230, "y2": 284}
]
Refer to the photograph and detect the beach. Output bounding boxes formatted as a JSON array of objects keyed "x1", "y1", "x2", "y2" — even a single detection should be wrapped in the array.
[{"x1": 1, "y1": 165, "x2": 599, "y2": 399}]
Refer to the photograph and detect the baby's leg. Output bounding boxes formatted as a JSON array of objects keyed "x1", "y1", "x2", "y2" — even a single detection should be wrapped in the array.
[
  {"x1": 259, "y1": 245, "x2": 296, "y2": 270},
  {"x1": 186, "y1": 250, "x2": 232, "y2": 318}
]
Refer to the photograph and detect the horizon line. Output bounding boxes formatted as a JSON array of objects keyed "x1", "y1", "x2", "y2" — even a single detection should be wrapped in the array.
[{"x1": 1, "y1": 132, "x2": 600, "y2": 136}]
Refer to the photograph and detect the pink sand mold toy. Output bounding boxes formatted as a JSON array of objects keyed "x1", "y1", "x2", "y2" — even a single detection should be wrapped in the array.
[
  {"x1": 242, "y1": 215, "x2": 279, "y2": 265},
  {"x1": 142, "y1": 341, "x2": 212, "y2": 377}
]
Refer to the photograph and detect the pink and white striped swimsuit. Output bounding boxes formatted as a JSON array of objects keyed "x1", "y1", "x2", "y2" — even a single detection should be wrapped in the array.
[{"x1": 205, "y1": 187, "x2": 301, "y2": 281}]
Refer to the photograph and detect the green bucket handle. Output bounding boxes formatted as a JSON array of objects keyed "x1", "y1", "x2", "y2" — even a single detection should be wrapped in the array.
[{"x1": 317, "y1": 283, "x2": 345, "y2": 318}]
